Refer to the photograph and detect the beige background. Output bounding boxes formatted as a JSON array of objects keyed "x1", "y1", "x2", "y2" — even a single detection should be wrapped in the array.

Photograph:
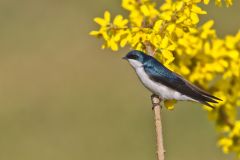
[{"x1": 0, "y1": 0, "x2": 239, "y2": 159}]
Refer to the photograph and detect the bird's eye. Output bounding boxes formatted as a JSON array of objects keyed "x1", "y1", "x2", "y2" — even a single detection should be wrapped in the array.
[{"x1": 127, "y1": 54, "x2": 138, "y2": 59}]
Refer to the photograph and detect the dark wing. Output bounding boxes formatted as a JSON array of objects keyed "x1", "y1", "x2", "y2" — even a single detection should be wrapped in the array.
[{"x1": 143, "y1": 59, "x2": 221, "y2": 108}]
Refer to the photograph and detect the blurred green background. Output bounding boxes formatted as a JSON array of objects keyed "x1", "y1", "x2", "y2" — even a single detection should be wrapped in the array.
[{"x1": 0, "y1": 0, "x2": 239, "y2": 160}]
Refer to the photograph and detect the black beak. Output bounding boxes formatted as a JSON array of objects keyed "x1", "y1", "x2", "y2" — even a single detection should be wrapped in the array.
[{"x1": 122, "y1": 56, "x2": 127, "y2": 60}]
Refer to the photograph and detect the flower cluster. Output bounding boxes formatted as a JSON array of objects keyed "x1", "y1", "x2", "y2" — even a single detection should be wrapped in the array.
[{"x1": 90, "y1": 0, "x2": 240, "y2": 157}]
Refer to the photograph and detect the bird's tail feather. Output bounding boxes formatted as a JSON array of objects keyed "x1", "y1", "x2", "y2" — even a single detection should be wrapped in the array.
[
  {"x1": 193, "y1": 89, "x2": 221, "y2": 109},
  {"x1": 185, "y1": 83, "x2": 222, "y2": 109},
  {"x1": 190, "y1": 84, "x2": 222, "y2": 101},
  {"x1": 199, "y1": 101, "x2": 215, "y2": 109},
  {"x1": 182, "y1": 79, "x2": 222, "y2": 108}
]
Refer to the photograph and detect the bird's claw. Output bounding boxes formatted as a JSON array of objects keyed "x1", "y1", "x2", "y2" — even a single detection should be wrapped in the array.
[{"x1": 151, "y1": 94, "x2": 161, "y2": 110}]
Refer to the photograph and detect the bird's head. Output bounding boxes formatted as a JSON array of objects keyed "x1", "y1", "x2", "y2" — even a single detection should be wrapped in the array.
[{"x1": 122, "y1": 50, "x2": 147, "y2": 68}]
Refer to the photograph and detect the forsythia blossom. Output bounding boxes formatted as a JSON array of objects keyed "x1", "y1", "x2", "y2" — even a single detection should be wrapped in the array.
[{"x1": 90, "y1": 0, "x2": 240, "y2": 158}]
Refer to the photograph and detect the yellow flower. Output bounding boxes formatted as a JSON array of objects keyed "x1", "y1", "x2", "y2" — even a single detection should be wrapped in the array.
[
  {"x1": 218, "y1": 137, "x2": 233, "y2": 153},
  {"x1": 91, "y1": 0, "x2": 239, "y2": 156},
  {"x1": 94, "y1": 11, "x2": 111, "y2": 27},
  {"x1": 203, "y1": 0, "x2": 210, "y2": 4},
  {"x1": 113, "y1": 15, "x2": 128, "y2": 28},
  {"x1": 164, "y1": 100, "x2": 176, "y2": 110}
]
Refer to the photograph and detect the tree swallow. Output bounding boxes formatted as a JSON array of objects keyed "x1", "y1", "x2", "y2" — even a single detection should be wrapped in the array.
[{"x1": 123, "y1": 50, "x2": 222, "y2": 108}]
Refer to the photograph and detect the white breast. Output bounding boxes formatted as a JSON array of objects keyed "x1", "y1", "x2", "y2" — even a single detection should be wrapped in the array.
[{"x1": 128, "y1": 59, "x2": 194, "y2": 101}]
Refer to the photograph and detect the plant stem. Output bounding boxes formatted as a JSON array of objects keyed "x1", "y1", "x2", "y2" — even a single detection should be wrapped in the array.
[{"x1": 151, "y1": 94, "x2": 165, "y2": 160}]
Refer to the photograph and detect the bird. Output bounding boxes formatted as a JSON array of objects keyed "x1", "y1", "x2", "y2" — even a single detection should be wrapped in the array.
[{"x1": 122, "y1": 50, "x2": 222, "y2": 108}]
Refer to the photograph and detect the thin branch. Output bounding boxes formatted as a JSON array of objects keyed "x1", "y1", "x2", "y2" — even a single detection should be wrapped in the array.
[{"x1": 151, "y1": 94, "x2": 165, "y2": 160}]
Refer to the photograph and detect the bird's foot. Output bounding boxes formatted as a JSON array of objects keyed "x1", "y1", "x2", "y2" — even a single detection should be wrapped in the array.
[
  {"x1": 152, "y1": 104, "x2": 159, "y2": 110},
  {"x1": 151, "y1": 94, "x2": 161, "y2": 110}
]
